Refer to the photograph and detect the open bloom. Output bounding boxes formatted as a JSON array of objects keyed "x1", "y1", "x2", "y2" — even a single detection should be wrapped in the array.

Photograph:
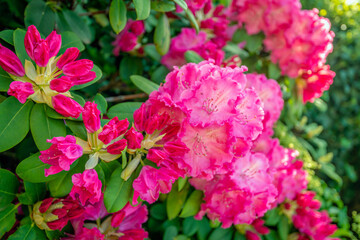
[
  {"x1": 112, "y1": 20, "x2": 145, "y2": 55},
  {"x1": 70, "y1": 169, "x2": 102, "y2": 206},
  {"x1": 1, "y1": 25, "x2": 96, "y2": 118}
]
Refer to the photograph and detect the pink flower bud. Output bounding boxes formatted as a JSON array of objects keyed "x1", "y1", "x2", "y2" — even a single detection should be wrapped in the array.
[
  {"x1": 124, "y1": 127, "x2": 143, "y2": 150},
  {"x1": 252, "y1": 219, "x2": 269, "y2": 235},
  {"x1": 70, "y1": 169, "x2": 102, "y2": 205},
  {"x1": 107, "y1": 139, "x2": 127, "y2": 155},
  {"x1": 39, "y1": 135, "x2": 83, "y2": 176},
  {"x1": 0, "y1": 44, "x2": 25, "y2": 76},
  {"x1": 33, "y1": 39, "x2": 50, "y2": 67},
  {"x1": 71, "y1": 71, "x2": 96, "y2": 85},
  {"x1": 98, "y1": 117, "x2": 129, "y2": 144},
  {"x1": 50, "y1": 76, "x2": 73, "y2": 93},
  {"x1": 83, "y1": 102, "x2": 101, "y2": 133},
  {"x1": 24, "y1": 25, "x2": 41, "y2": 60},
  {"x1": 147, "y1": 149, "x2": 168, "y2": 165},
  {"x1": 62, "y1": 59, "x2": 93, "y2": 77},
  {"x1": 45, "y1": 30, "x2": 62, "y2": 58},
  {"x1": 129, "y1": 20, "x2": 145, "y2": 36},
  {"x1": 7, "y1": 81, "x2": 34, "y2": 103},
  {"x1": 245, "y1": 231, "x2": 261, "y2": 240},
  {"x1": 52, "y1": 94, "x2": 84, "y2": 118},
  {"x1": 56, "y1": 47, "x2": 80, "y2": 69}
]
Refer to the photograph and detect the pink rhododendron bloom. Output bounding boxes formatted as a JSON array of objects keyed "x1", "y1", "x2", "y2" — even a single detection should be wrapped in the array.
[
  {"x1": 124, "y1": 127, "x2": 143, "y2": 150},
  {"x1": 39, "y1": 135, "x2": 83, "y2": 176},
  {"x1": 107, "y1": 139, "x2": 127, "y2": 155},
  {"x1": 52, "y1": 94, "x2": 84, "y2": 118},
  {"x1": 70, "y1": 169, "x2": 102, "y2": 206},
  {"x1": 112, "y1": 20, "x2": 145, "y2": 55},
  {"x1": 82, "y1": 102, "x2": 101, "y2": 133},
  {"x1": 299, "y1": 65, "x2": 336, "y2": 103},
  {"x1": 133, "y1": 166, "x2": 177, "y2": 204},
  {"x1": 0, "y1": 44, "x2": 25, "y2": 76},
  {"x1": 7, "y1": 81, "x2": 34, "y2": 103},
  {"x1": 245, "y1": 73, "x2": 283, "y2": 131},
  {"x1": 98, "y1": 117, "x2": 129, "y2": 144},
  {"x1": 185, "y1": 0, "x2": 212, "y2": 12}
]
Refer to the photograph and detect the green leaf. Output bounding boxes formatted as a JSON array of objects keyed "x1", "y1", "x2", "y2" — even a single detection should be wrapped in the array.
[
  {"x1": 0, "y1": 169, "x2": 19, "y2": 205},
  {"x1": 62, "y1": 10, "x2": 92, "y2": 44},
  {"x1": 8, "y1": 223, "x2": 47, "y2": 240},
  {"x1": 70, "y1": 65, "x2": 103, "y2": 90},
  {"x1": 183, "y1": 217, "x2": 198, "y2": 236},
  {"x1": 179, "y1": 190, "x2": 203, "y2": 218},
  {"x1": 0, "y1": 30, "x2": 14, "y2": 45},
  {"x1": 0, "y1": 97, "x2": 33, "y2": 152},
  {"x1": 133, "y1": 0, "x2": 151, "y2": 20},
  {"x1": 223, "y1": 43, "x2": 249, "y2": 58},
  {"x1": 151, "y1": 65, "x2": 169, "y2": 84},
  {"x1": 17, "y1": 181, "x2": 46, "y2": 205},
  {"x1": 107, "y1": 102, "x2": 142, "y2": 123},
  {"x1": 265, "y1": 208, "x2": 281, "y2": 226},
  {"x1": 44, "y1": 105, "x2": 66, "y2": 120},
  {"x1": 208, "y1": 228, "x2": 233, "y2": 240},
  {"x1": 109, "y1": 0, "x2": 127, "y2": 34},
  {"x1": 178, "y1": 177, "x2": 187, "y2": 191},
  {"x1": 130, "y1": 75, "x2": 160, "y2": 94},
  {"x1": 0, "y1": 67, "x2": 12, "y2": 92},
  {"x1": 58, "y1": 31, "x2": 85, "y2": 55},
  {"x1": 120, "y1": 57, "x2": 143, "y2": 83},
  {"x1": 16, "y1": 153, "x2": 64, "y2": 183},
  {"x1": 268, "y1": 63, "x2": 281, "y2": 80},
  {"x1": 163, "y1": 226, "x2": 178, "y2": 240},
  {"x1": 48, "y1": 156, "x2": 85, "y2": 197},
  {"x1": 0, "y1": 204, "x2": 17, "y2": 238},
  {"x1": 154, "y1": 13, "x2": 170, "y2": 55},
  {"x1": 151, "y1": 0, "x2": 176, "y2": 12},
  {"x1": 93, "y1": 93, "x2": 108, "y2": 114},
  {"x1": 233, "y1": 232, "x2": 247, "y2": 240},
  {"x1": 99, "y1": 161, "x2": 121, "y2": 184},
  {"x1": 321, "y1": 163, "x2": 343, "y2": 186},
  {"x1": 13, "y1": 29, "x2": 31, "y2": 65},
  {"x1": 167, "y1": 182, "x2": 189, "y2": 220},
  {"x1": 278, "y1": 216, "x2": 289, "y2": 240},
  {"x1": 185, "y1": 51, "x2": 204, "y2": 64},
  {"x1": 104, "y1": 166, "x2": 135, "y2": 213},
  {"x1": 144, "y1": 44, "x2": 161, "y2": 62},
  {"x1": 30, "y1": 104, "x2": 66, "y2": 151},
  {"x1": 173, "y1": 0, "x2": 188, "y2": 10},
  {"x1": 24, "y1": 0, "x2": 56, "y2": 36},
  {"x1": 197, "y1": 218, "x2": 211, "y2": 240},
  {"x1": 150, "y1": 203, "x2": 167, "y2": 220},
  {"x1": 185, "y1": 9, "x2": 199, "y2": 33},
  {"x1": 66, "y1": 120, "x2": 87, "y2": 140}
]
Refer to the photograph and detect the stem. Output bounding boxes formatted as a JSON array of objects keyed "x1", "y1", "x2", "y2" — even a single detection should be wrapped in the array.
[{"x1": 105, "y1": 93, "x2": 148, "y2": 103}]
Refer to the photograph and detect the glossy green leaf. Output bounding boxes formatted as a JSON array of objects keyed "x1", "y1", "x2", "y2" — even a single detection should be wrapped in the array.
[
  {"x1": 16, "y1": 153, "x2": 61, "y2": 183},
  {"x1": 93, "y1": 93, "x2": 108, "y2": 114},
  {"x1": 0, "y1": 30, "x2": 14, "y2": 45},
  {"x1": 268, "y1": 62, "x2": 281, "y2": 79},
  {"x1": 197, "y1": 218, "x2": 211, "y2": 240},
  {"x1": 208, "y1": 228, "x2": 233, "y2": 240},
  {"x1": 185, "y1": 51, "x2": 204, "y2": 64},
  {"x1": 133, "y1": 0, "x2": 151, "y2": 20},
  {"x1": 30, "y1": 104, "x2": 66, "y2": 151},
  {"x1": 154, "y1": 13, "x2": 170, "y2": 55},
  {"x1": 24, "y1": 0, "x2": 56, "y2": 36},
  {"x1": 151, "y1": 1, "x2": 176, "y2": 12},
  {"x1": 0, "y1": 97, "x2": 33, "y2": 152},
  {"x1": 0, "y1": 67, "x2": 12, "y2": 92},
  {"x1": 70, "y1": 65, "x2": 103, "y2": 90},
  {"x1": 104, "y1": 166, "x2": 135, "y2": 213},
  {"x1": 178, "y1": 177, "x2": 187, "y2": 192},
  {"x1": 130, "y1": 75, "x2": 160, "y2": 94},
  {"x1": 99, "y1": 161, "x2": 121, "y2": 184},
  {"x1": 179, "y1": 190, "x2": 203, "y2": 218},
  {"x1": 150, "y1": 203, "x2": 167, "y2": 220},
  {"x1": 107, "y1": 102, "x2": 142, "y2": 123},
  {"x1": 163, "y1": 226, "x2": 178, "y2": 240},
  {"x1": 144, "y1": 44, "x2": 161, "y2": 62},
  {"x1": 185, "y1": 8, "x2": 199, "y2": 33},
  {"x1": 58, "y1": 31, "x2": 85, "y2": 55},
  {"x1": 13, "y1": 29, "x2": 30, "y2": 65},
  {"x1": 0, "y1": 169, "x2": 19, "y2": 205},
  {"x1": 17, "y1": 181, "x2": 46, "y2": 205},
  {"x1": 109, "y1": 0, "x2": 127, "y2": 34},
  {"x1": 173, "y1": 0, "x2": 188, "y2": 10},
  {"x1": 62, "y1": 10, "x2": 92, "y2": 44},
  {"x1": 151, "y1": 65, "x2": 169, "y2": 84},
  {"x1": 183, "y1": 217, "x2": 198, "y2": 236},
  {"x1": 265, "y1": 208, "x2": 281, "y2": 226},
  {"x1": 8, "y1": 223, "x2": 47, "y2": 240},
  {"x1": 0, "y1": 204, "x2": 18, "y2": 238},
  {"x1": 278, "y1": 216, "x2": 289, "y2": 240},
  {"x1": 167, "y1": 182, "x2": 189, "y2": 220},
  {"x1": 66, "y1": 120, "x2": 87, "y2": 140},
  {"x1": 120, "y1": 57, "x2": 143, "y2": 83}
]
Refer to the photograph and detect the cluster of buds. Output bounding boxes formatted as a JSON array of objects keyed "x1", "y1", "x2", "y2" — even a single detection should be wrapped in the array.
[
  {"x1": 32, "y1": 197, "x2": 84, "y2": 231},
  {"x1": 0, "y1": 25, "x2": 96, "y2": 118}
]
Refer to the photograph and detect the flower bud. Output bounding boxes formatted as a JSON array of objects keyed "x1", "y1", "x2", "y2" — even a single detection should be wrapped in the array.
[
  {"x1": 33, "y1": 39, "x2": 50, "y2": 67},
  {"x1": 124, "y1": 127, "x2": 143, "y2": 150},
  {"x1": 50, "y1": 76, "x2": 73, "y2": 93},
  {"x1": 56, "y1": 47, "x2": 80, "y2": 69},
  {"x1": 62, "y1": 59, "x2": 93, "y2": 77},
  {"x1": 147, "y1": 149, "x2": 167, "y2": 165},
  {"x1": 0, "y1": 44, "x2": 25, "y2": 76},
  {"x1": 45, "y1": 30, "x2": 62, "y2": 58},
  {"x1": 70, "y1": 169, "x2": 102, "y2": 205},
  {"x1": 129, "y1": 20, "x2": 145, "y2": 36},
  {"x1": 83, "y1": 102, "x2": 101, "y2": 133},
  {"x1": 71, "y1": 71, "x2": 96, "y2": 85},
  {"x1": 107, "y1": 139, "x2": 127, "y2": 155},
  {"x1": 24, "y1": 25, "x2": 41, "y2": 60},
  {"x1": 7, "y1": 81, "x2": 34, "y2": 103},
  {"x1": 98, "y1": 117, "x2": 129, "y2": 145},
  {"x1": 245, "y1": 231, "x2": 261, "y2": 240},
  {"x1": 52, "y1": 94, "x2": 84, "y2": 118},
  {"x1": 121, "y1": 154, "x2": 141, "y2": 181}
]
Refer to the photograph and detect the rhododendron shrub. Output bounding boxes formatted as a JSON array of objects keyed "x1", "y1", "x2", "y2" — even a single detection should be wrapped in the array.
[{"x1": 0, "y1": 0, "x2": 353, "y2": 239}]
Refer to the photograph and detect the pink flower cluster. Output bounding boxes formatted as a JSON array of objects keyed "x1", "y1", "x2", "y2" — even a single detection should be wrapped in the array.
[
  {"x1": 229, "y1": 0, "x2": 335, "y2": 103},
  {"x1": 112, "y1": 20, "x2": 145, "y2": 55},
  {"x1": 0, "y1": 25, "x2": 97, "y2": 117}
]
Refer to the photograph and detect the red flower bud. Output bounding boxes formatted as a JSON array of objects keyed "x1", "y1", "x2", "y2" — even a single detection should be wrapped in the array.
[
  {"x1": 57, "y1": 47, "x2": 80, "y2": 69},
  {"x1": 71, "y1": 71, "x2": 96, "y2": 85},
  {"x1": 62, "y1": 59, "x2": 93, "y2": 77},
  {"x1": 7, "y1": 81, "x2": 34, "y2": 103},
  {"x1": 83, "y1": 101, "x2": 101, "y2": 133},
  {"x1": 52, "y1": 94, "x2": 84, "y2": 118},
  {"x1": 24, "y1": 25, "x2": 41, "y2": 60},
  {"x1": 50, "y1": 76, "x2": 73, "y2": 93},
  {"x1": 98, "y1": 117, "x2": 129, "y2": 144},
  {"x1": 45, "y1": 30, "x2": 62, "y2": 58},
  {"x1": 124, "y1": 127, "x2": 143, "y2": 150},
  {"x1": 107, "y1": 139, "x2": 127, "y2": 155},
  {"x1": 0, "y1": 44, "x2": 25, "y2": 76},
  {"x1": 33, "y1": 39, "x2": 50, "y2": 67}
]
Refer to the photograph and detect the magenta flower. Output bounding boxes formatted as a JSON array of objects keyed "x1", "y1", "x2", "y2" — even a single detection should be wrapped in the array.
[
  {"x1": 39, "y1": 135, "x2": 83, "y2": 176},
  {"x1": 98, "y1": 117, "x2": 129, "y2": 145},
  {"x1": 0, "y1": 44, "x2": 25, "y2": 76},
  {"x1": 7, "y1": 81, "x2": 34, "y2": 103},
  {"x1": 112, "y1": 20, "x2": 145, "y2": 55},
  {"x1": 52, "y1": 94, "x2": 84, "y2": 118},
  {"x1": 124, "y1": 127, "x2": 143, "y2": 150},
  {"x1": 56, "y1": 47, "x2": 80, "y2": 69},
  {"x1": 70, "y1": 169, "x2": 102, "y2": 206},
  {"x1": 49, "y1": 76, "x2": 73, "y2": 93},
  {"x1": 107, "y1": 139, "x2": 127, "y2": 155},
  {"x1": 82, "y1": 102, "x2": 101, "y2": 133}
]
